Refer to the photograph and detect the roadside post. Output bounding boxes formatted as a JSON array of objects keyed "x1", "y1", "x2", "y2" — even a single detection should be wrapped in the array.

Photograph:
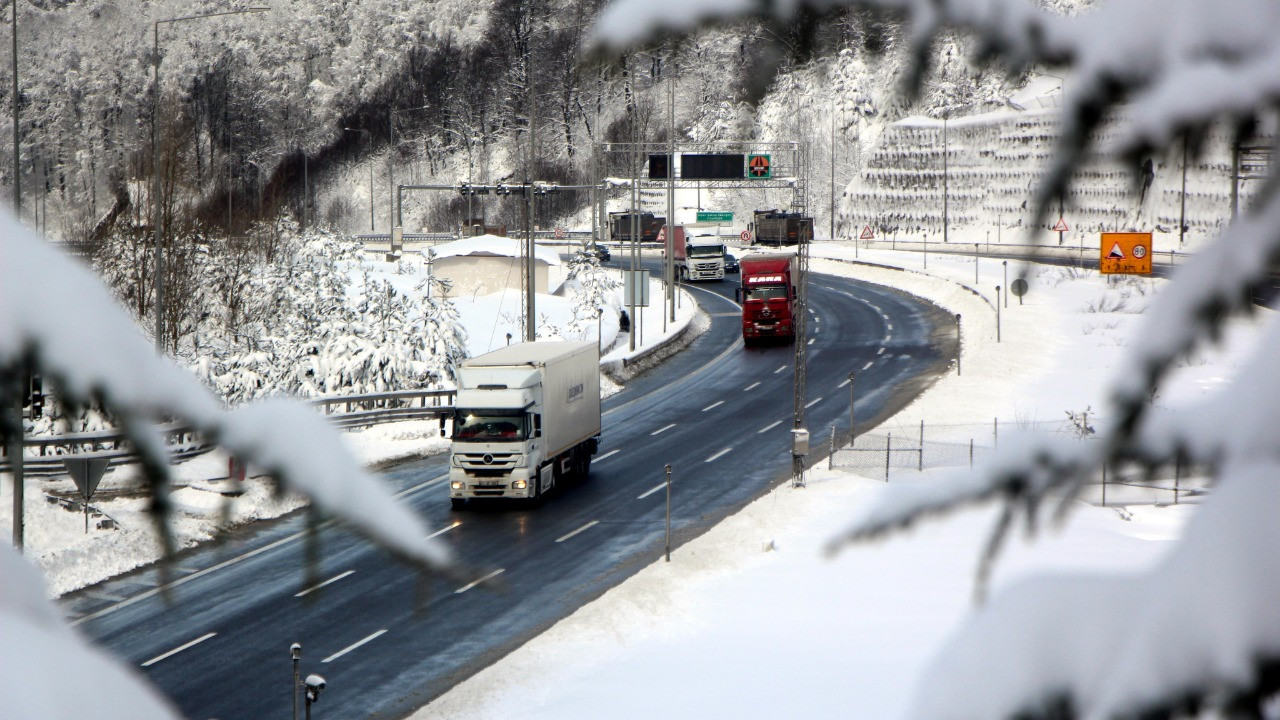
[
  {"x1": 848, "y1": 371, "x2": 856, "y2": 441},
  {"x1": 291, "y1": 643, "x2": 302, "y2": 720},
  {"x1": 1003, "y1": 261, "x2": 1008, "y2": 307},
  {"x1": 63, "y1": 456, "x2": 109, "y2": 533},
  {"x1": 996, "y1": 286, "x2": 1002, "y2": 342},
  {"x1": 955, "y1": 314, "x2": 961, "y2": 376},
  {"x1": 664, "y1": 464, "x2": 672, "y2": 562}
]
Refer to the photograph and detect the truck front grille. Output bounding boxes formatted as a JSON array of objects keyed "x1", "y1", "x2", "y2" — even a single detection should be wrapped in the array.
[{"x1": 456, "y1": 452, "x2": 520, "y2": 470}]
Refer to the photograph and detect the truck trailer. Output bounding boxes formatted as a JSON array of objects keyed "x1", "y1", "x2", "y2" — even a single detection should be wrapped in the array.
[
  {"x1": 751, "y1": 210, "x2": 813, "y2": 247},
  {"x1": 736, "y1": 254, "x2": 797, "y2": 344},
  {"x1": 609, "y1": 212, "x2": 666, "y2": 244},
  {"x1": 448, "y1": 341, "x2": 601, "y2": 508}
]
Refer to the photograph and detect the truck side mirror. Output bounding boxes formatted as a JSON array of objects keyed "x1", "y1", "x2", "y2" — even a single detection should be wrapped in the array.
[
  {"x1": 533, "y1": 414, "x2": 542, "y2": 438},
  {"x1": 735, "y1": 288, "x2": 744, "y2": 302},
  {"x1": 792, "y1": 287, "x2": 798, "y2": 299},
  {"x1": 439, "y1": 415, "x2": 448, "y2": 438}
]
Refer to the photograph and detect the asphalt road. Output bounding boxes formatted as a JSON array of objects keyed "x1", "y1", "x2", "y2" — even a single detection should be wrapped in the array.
[{"x1": 62, "y1": 265, "x2": 955, "y2": 719}]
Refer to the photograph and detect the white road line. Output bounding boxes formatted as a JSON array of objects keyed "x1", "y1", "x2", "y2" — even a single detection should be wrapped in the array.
[
  {"x1": 295, "y1": 570, "x2": 355, "y2": 598},
  {"x1": 774, "y1": 365, "x2": 787, "y2": 374},
  {"x1": 702, "y1": 400, "x2": 724, "y2": 412},
  {"x1": 744, "y1": 382, "x2": 761, "y2": 391},
  {"x1": 322, "y1": 629, "x2": 387, "y2": 664},
  {"x1": 705, "y1": 447, "x2": 733, "y2": 463},
  {"x1": 758, "y1": 420, "x2": 783, "y2": 434},
  {"x1": 881, "y1": 314, "x2": 890, "y2": 321},
  {"x1": 426, "y1": 522, "x2": 461, "y2": 540},
  {"x1": 651, "y1": 423, "x2": 676, "y2": 436},
  {"x1": 85, "y1": 590, "x2": 126, "y2": 603},
  {"x1": 837, "y1": 378, "x2": 851, "y2": 389},
  {"x1": 455, "y1": 568, "x2": 505, "y2": 594},
  {"x1": 877, "y1": 347, "x2": 886, "y2": 355},
  {"x1": 637, "y1": 482, "x2": 667, "y2": 500},
  {"x1": 141, "y1": 632, "x2": 216, "y2": 667},
  {"x1": 882, "y1": 335, "x2": 892, "y2": 343},
  {"x1": 805, "y1": 397, "x2": 822, "y2": 409},
  {"x1": 596, "y1": 449, "x2": 620, "y2": 462},
  {"x1": 807, "y1": 338, "x2": 815, "y2": 346},
  {"x1": 862, "y1": 361, "x2": 874, "y2": 370},
  {"x1": 886, "y1": 322, "x2": 894, "y2": 331},
  {"x1": 556, "y1": 520, "x2": 600, "y2": 543}
]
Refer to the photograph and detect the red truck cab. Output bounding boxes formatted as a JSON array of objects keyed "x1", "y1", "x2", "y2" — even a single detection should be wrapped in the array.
[{"x1": 736, "y1": 254, "x2": 797, "y2": 345}]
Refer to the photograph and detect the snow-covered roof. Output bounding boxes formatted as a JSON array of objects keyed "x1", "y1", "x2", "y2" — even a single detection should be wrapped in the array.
[{"x1": 432, "y1": 235, "x2": 562, "y2": 266}]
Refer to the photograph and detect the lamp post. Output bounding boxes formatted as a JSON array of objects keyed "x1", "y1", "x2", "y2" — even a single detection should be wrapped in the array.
[
  {"x1": 343, "y1": 127, "x2": 373, "y2": 231},
  {"x1": 152, "y1": 7, "x2": 268, "y2": 355}
]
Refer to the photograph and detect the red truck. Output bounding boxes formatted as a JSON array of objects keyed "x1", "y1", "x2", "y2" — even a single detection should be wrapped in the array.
[{"x1": 736, "y1": 254, "x2": 797, "y2": 345}]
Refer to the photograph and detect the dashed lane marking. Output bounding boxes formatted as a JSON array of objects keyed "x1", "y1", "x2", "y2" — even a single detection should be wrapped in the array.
[
  {"x1": 596, "y1": 449, "x2": 620, "y2": 462},
  {"x1": 322, "y1": 629, "x2": 387, "y2": 664},
  {"x1": 637, "y1": 483, "x2": 666, "y2": 500},
  {"x1": 426, "y1": 522, "x2": 461, "y2": 540},
  {"x1": 744, "y1": 382, "x2": 761, "y2": 391},
  {"x1": 651, "y1": 423, "x2": 676, "y2": 436},
  {"x1": 141, "y1": 632, "x2": 216, "y2": 667},
  {"x1": 295, "y1": 570, "x2": 355, "y2": 598},
  {"x1": 758, "y1": 420, "x2": 782, "y2": 434},
  {"x1": 556, "y1": 521, "x2": 600, "y2": 543},
  {"x1": 702, "y1": 401, "x2": 724, "y2": 412},
  {"x1": 454, "y1": 568, "x2": 505, "y2": 595},
  {"x1": 705, "y1": 447, "x2": 733, "y2": 463}
]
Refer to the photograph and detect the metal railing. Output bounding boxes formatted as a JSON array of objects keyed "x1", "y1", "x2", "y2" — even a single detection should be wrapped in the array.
[{"x1": 1, "y1": 389, "x2": 456, "y2": 476}]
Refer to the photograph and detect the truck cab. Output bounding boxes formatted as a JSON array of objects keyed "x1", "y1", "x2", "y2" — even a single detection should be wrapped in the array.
[{"x1": 682, "y1": 234, "x2": 725, "y2": 281}]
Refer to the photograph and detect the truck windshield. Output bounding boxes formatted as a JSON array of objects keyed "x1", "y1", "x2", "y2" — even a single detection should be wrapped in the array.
[
  {"x1": 453, "y1": 409, "x2": 527, "y2": 440},
  {"x1": 689, "y1": 244, "x2": 725, "y2": 257},
  {"x1": 745, "y1": 286, "x2": 789, "y2": 301}
]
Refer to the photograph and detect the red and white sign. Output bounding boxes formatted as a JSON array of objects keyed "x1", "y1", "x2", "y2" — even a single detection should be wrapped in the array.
[
  {"x1": 740, "y1": 229, "x2": 751, "y2": 242},
  {"x1": 746, "y1": 274, "x2": 785, "y2": 284},
  {"x1": 554, "y1": 226, "x2": 565, "y2": 239},
  {"x1": 860, "y1": 225, "x2": 875, "y2": 240},
  {"x1": 1051, "y1": 217, "x2": 1069, "y2": 232},
  {"x1": 656, "y1": 227, "x2": 666, "y2": 242}
]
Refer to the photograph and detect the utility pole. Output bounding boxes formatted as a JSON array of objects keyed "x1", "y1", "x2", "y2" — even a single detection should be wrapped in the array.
[
  {"x1": 830, "y1": 101, "x2": 836, "y2": 241},
  {"x1": 666, "y1": 48, "x2": 676, "y2": 324},
  {"x1": 1179, "y1": 136, "x2": 1187, "y2": 246},
  {"x1": 523, "y1": 18, "x2": 537, "y2": 343},
  {"x1": 942, "y1": 115, "x2": 949, "y2": 244}
]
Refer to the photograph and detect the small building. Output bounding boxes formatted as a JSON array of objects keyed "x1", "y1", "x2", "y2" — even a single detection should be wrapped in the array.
[{"x1": 431, "y1": 234, "x2": 562, "y2": 298}]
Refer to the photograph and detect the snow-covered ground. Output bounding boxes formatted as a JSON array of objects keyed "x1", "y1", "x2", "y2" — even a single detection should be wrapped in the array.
[
  {"x1": 0, "y1": 246, "x2": 697, "y2": 597},
  {"x1": 410, "y1": 241, "x2": 1264, "y2": 720}
]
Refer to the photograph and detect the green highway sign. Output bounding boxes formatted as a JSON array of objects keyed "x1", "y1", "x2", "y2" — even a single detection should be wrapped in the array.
[{"x1": 696, "y1": 211, "x2": 733, "y2": 222}]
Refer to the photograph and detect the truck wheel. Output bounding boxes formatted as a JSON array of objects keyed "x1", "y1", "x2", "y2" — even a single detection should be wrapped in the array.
[
  {"x1": 579, "y1": 452, "x2": 592, "y2": 481},
  {"x1": 450, "y1": 498, "x2": 466, "y2": 511}
]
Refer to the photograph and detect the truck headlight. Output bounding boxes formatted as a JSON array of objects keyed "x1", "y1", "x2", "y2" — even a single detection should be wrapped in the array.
[
  {"x1": 450, "y1": 480, "x2": 464, "y2": 490},
  {"x1": 512, "y1": 479, "x2": 528, "y2": 490}
]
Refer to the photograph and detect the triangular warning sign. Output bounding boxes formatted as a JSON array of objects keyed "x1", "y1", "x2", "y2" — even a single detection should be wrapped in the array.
[
  {"x1": 1052, "y1": 217, "x2": 1069, "y2": 232},
  {"x1": 860, "y1": 225, "x2": 875, "y2": 240},
  {"x1": 1107, "y1": 243, "x2": 1125, "y2": 259}
]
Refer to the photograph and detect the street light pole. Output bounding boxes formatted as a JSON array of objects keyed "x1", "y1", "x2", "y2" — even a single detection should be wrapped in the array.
[
  {"x1": 342, "y1": 127, "x2": 373, "y2": 231},
  {"x1": 152, "y1": 7, "x2": 268, "y2": 355}
]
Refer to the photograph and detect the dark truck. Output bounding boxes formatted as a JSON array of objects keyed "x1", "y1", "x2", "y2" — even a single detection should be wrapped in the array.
[
  {"x1": 609, "y1": 212, "x2": 666, "y2": 243},
  {"x1": 736, "y1": 254, "x2": 797, "y2": 345},
  {"x1": 751, "y1": 210, "x2": 813, "y2": 247}
]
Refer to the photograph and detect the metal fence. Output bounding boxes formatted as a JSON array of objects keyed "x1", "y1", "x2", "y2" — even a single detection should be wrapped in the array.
[
  {"x1": 827, "y1": 418, "x2": 1211, "y2": 506},
  {"x1": 1, "y1": 389, "x2": 456, "y2": 477}
]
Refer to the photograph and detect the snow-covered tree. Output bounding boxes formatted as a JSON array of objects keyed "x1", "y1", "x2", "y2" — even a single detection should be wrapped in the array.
[{"x1": 593, "y1": 0, "x2": 1280, "y2": 718}]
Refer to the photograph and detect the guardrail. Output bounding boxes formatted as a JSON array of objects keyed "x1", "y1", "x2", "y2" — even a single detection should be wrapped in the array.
[{"x1": 0, "y1": 389, "x2": 456, "y2": 476}]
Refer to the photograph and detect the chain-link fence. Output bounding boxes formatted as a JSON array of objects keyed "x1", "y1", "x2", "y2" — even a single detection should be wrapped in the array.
[{"x1": 827, "y1": 419, "x2": 1211, "y2": 506}]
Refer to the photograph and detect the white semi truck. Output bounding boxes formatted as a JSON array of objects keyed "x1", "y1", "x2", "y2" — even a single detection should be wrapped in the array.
[
  {"x1": 680, "y1": 233, "x2": 726, "y2": 281},
  {"x1": 448, "y1": 341, "x2": 601, "y2": 508}
]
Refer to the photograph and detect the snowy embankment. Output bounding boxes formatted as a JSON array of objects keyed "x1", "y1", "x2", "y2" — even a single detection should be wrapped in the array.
[
  {"x1": 410, "y1": 242, "x2": 1265, "y2": 720},
  {"x1": 0, "y1": 249, "x2": 697, "y2": 598}
]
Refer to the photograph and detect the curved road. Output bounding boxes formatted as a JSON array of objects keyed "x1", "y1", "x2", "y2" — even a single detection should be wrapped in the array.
[{"x1": 61, "y1": 267, "x2": 955, "y2": 719}]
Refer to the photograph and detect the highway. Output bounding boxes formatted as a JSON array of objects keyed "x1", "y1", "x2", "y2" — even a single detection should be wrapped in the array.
[{"x1": 61, "y1": 265, "x2": 955, "y2": 719}]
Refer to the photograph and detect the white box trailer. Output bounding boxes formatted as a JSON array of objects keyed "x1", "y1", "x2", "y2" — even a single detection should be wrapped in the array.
[{"x1": 448, "y1": 341, "x2": 601, "y2": 508}]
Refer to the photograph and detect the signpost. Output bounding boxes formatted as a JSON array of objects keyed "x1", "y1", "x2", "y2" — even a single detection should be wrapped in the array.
[
  {"x1": 1099, "y1": 232, "x2": 1153, "y2": 275},
  {"x1": 1052, "y1": 217, "x2": 1069, "y2": 246},
  {"x1": 624, "y1": 269, "x2": 651, "y2": 307},
  {"x1": 64, "y1": 456, "x2": 110, "y2": 533},
  {"x1": 696, "y1": 211, "x2": 733, "y2": 222},
  {"x1": 747, "y1": 154, "x2": 771, "y2": 179},
  {"x1": 740, "y1": 229, "x2": 751, "y2": 243}
]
